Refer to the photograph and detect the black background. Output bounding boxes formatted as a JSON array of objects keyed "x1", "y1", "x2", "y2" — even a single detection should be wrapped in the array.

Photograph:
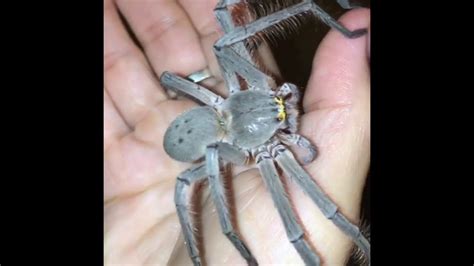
[{"x1": 1, "y1": 0, "x2": 471, "y2": 265}]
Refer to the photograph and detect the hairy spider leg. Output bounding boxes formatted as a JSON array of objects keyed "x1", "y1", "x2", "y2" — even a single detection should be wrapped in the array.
[
  {"x1": 206, "y1": 144, "x2": 258, "y2": 265},
  {"x1": 272, "y1": 144, "x2": 371, "y2": 264},
  {"x1": 215, "y1": 0, "x2": 367, "y2": 50},
  {"x1": 175, "y1": 163, "x2": 208, "y2": 266},
  {"x1": 160, "y1": 71, "x2": 224, "y2": 109},
  {"x1": 175, "y1": 142, "x2": 254, "y2": 266},
  {"x1": 255, "y1": 147, "x2": 321, "y2": 265},
  {"x1": 214, "y1": 0, "x2": 255, "y2": 95}
]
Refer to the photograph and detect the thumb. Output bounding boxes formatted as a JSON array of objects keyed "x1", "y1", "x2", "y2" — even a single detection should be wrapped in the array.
[{"x1": 300, "y1": 8, "x2": 370, "y2": 217}]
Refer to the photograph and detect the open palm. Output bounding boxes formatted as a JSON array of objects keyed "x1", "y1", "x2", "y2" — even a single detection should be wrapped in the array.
[{"x1": 104, "y1": 0, "x2": 370, "y2": 265}]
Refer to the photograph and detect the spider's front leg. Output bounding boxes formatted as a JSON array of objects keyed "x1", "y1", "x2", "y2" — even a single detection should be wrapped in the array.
[
  {"x1": 213, "y1": 0, "x2": 367, "y2": 94},
  {"x1": 215, "y1": 0, "x2": 367, "y2": 50},
  {"x1": 214, "y1": 46, "x2": 275, "y2": 91},
  {"x1": 214, "y1": 0, "x2": 257, "y2": 95},
  {"x1": 160, "y1": 71, "x2": 224, "y2": 108}
]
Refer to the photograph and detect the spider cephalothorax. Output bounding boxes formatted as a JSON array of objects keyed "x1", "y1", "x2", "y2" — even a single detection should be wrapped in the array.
[{"x1": 160, "y1": 0, "x2": 370, "y2": 265}]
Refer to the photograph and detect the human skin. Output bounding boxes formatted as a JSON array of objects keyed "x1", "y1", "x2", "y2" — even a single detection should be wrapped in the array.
[{"x1": 104, "y1": 0, "x2": 370, "y2": 264}]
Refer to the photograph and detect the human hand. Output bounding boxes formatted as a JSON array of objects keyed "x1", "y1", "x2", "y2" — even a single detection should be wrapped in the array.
[{"x1": 104, "y1": 0, "x2": 370, "y2": 264}]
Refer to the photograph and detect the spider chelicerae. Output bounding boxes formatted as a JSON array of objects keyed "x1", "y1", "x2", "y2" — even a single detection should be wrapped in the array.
[{"x1": 160, "y1": 0, "x2": 370, "y2": 265}]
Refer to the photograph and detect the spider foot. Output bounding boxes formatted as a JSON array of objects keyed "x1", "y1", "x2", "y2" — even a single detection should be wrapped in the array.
[{"x1": 347, "y1": 28, "x2": 368, "y2": 39}]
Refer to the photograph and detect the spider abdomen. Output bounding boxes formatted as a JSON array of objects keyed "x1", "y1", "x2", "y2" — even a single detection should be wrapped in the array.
[
  {"x1": 163, "y1": 106, "x2": 225, "y2": 162},
  {"x1": 222, "y1": 90, "x2": 282, "y2": 149}
]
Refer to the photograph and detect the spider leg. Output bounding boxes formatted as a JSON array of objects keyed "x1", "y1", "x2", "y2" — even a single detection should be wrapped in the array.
[
  {"x1": 215, "y1": 0, "x2": 366, "y2": 50},
  {"x1": 160, "y1": 71, "x2": 224, "y2": 108},
  {"x1": 214, "y1": 46, "x2": 275, "y2": 91},
  {"x1": 255, "y1": 148, "x2": 321, "y2": 265},
  {"x1": 278, "y1": 133, "x2": 318, "y2": 165},
  {"x1": 175, "y1": 163, "x2": 208, "y2": 266},
  {"x1": 215, "y1": 142, "x2": 249, "y2": 166},
  {"x1": 206, "y1": 144, "x2": 258, "y2": 265},
  {"x1": 271, "y1": 145, "x2": 371, "y2": 263},
  {"x1": 214, "y1": 0, "x2": 256, "y2": 95},
  {"x1": 337, "y1": 0, "x2": 363, "y2": 9}
]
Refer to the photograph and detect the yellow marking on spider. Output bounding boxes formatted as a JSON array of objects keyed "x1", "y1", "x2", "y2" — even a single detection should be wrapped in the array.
[{"x1": 274, "y1": 96, "x2": 286, "y2": 121}]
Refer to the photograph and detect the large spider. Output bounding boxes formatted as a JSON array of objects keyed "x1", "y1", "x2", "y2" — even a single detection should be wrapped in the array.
[{"x1": 160, "y1": 0, "x2": 370, "y2": 265}]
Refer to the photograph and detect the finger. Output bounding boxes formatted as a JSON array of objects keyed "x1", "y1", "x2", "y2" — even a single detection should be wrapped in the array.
[
  {"x1": 303, "y1": 9, "x2": 370, "y2": 112},
  {"x1": 104, "y1": 0, "x2": 167, "y2": 127},
  {"x1": 300, "y1": 8, "x2": 370, "y2": 211},
  {"x1": 105, "y1": 99, "x2": 197, "y2": 201},
  {"x1": 105, "y1": 180, "x2": 180, "y2": 265},
  {"x1": 177, "y1": 0, "x2": 235, "y2": 96},
  {"x1": 177, "y1": 0, "x2": 222, "y2": 78},
  {"x1": 178, "y1": 0, "x2": 239, "y2": 96},
  {"x1": 104, "y1": 89, "x2": 130, "y2": 151},
  {"x1": 115, "y1": 0, "x2": 207, "y2": 77}
]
